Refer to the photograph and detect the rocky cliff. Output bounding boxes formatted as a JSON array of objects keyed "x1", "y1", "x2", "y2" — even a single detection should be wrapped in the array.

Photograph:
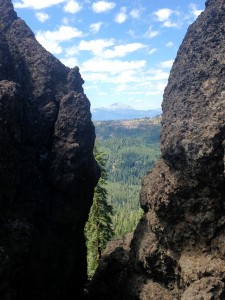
[
  {"x1": 0, "y1": 0, "x2": 99, "y2": 299},
  {"x1": 89, "y1": 0, "x2": 225, "y2": 298}
]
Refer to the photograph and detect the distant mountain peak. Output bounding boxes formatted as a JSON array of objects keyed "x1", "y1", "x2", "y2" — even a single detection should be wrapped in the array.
[{"x1": 91, "y1": 104, "x2": 162, "y2": 121}]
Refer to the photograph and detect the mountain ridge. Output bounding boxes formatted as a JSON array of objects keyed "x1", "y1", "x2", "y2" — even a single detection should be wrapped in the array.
[{"x1": 91, "y1": 103, "x2": 161, "y2": 121}]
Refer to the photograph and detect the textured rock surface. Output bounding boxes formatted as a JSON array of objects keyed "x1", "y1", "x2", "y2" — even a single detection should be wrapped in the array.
[
  {"x1": 89, "y1": 0, "x2": 225, "y2": 299},
  {"x1": 0, "y1": 0, "x2": 99, "y2": 299},
  {"x1": 89, "y1": 233, "x2": 133, "y2": 300}
]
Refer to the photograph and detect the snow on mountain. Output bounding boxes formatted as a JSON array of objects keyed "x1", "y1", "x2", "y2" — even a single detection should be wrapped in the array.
[{"x1": 91, "y1": 103, "x2": 161, "y2": 121}]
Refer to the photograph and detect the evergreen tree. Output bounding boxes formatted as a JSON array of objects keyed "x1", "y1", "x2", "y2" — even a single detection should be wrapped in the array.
[{"x1": 85, "y1": 145, "x2": 114, "y2": 277}]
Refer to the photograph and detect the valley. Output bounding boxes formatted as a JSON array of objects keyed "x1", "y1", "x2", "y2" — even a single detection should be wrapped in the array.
[{"x1": 95, "y1": 117, "x2": 161, "y2": 236}]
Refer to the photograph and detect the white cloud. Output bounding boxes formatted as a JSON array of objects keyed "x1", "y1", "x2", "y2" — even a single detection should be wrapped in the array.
[
  {"x1": 154, "y1": 8, "x2": 180, "y2": 28},
  {"x1": 159, "y1": 60, "x2": 174, "y2": 69},
  {"x1": 36, "y1": 25, "x2": 83, "y2": 54},
  {"x1": 92, "y1": 1, "x2": 116, "y2": 13},
  {"x1": 114, "y1": 7, "x2": 128, "y2": 24},
  {"x1": 78, "y1": 39, "x2": 114, "y2": 55},
  {"x1": 149, "y1": 48, "x2": 157, "y2": 55},
  {"x1": 82, "y1": 73, "x2": 108, "y2": 82},
  {"x1": 37, "y1": 25, "x2": 83, "y2": 42},
  {"x1": 147, "y1": 69, "x2": 169, "y2": 81},
  {"x1": 166, "y1": 41, "x2": 174, "y2": 48},
  {"x1": 38, "y1": 39, "x2": 62, "y2": 54},
  {"x1": 74, "y1": 40, "x2": 145, "y2": 59},
  {"x1": 141, "y1": 81, "x2": 167, "y2": 95},
  {"x1": 103, "y1": 43, "x2": 145, "y2": 59},
  {"x1": 81, "y1": 58, "x2": 146, "y2": 75},
  {"x1": 64, "y1": 0, "x2": 82, "y2": 14},
  {"x1": 154, "y1": 8, "x2": 173, "y2": 22},
  {"x1": 60, "y1": 57, "x2": 79, "y2": 68},
  {"x1": 65, "y1": 46, "x2": 79, "y2": 56},
  {"x1": 189, "y1": 3, "x2": 203, "y2": 18},
  {"x1": 111, "y1": 70, "x2": 138, "y2": 84},
  {"x1": 36, "y1": 12, "x2": 50, "y2": 23},
  {"x1": 130, "y1": 8, "x2": 141, "y2": 19},
  {"x1": 14, "y1": 0, "x2": 66, "y2": 9},
  {"x1": 163, "y1": 20, "x2": 180, "y2": 28},
  {"x1": 144, "y1": 26, "x2": 159, "y2": 39},
  {"x1": 89, "y1": 22, "x2": 103, "y2": 34},
  {"x1": 133, "y1": 83, "x2": 164, "y2": 94}
]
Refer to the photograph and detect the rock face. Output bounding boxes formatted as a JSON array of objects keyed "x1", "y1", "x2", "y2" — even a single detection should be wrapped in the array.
[
  {"x1": 89, "y1": 0, "x2": 225, "y2": 299},
  {"x1": 0, "y1": 0, "x2": 99, "y2": 299}
]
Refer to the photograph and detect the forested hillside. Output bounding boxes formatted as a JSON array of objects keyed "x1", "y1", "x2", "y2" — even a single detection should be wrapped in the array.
[{"x1": 95, "y1": 117, "x2": 161, "y2": 236}]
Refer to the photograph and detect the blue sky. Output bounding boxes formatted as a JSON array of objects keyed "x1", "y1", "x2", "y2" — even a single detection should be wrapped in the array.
[{"x1": 12, "y1": 0, "x2": 205, "y2": 110}]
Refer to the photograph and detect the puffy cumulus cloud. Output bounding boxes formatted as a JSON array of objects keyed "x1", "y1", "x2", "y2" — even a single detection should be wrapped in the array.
[
  {"x1": 63, "y1": 0, "x2": 82, "y2": 14},
  {"x1": 36, "y1": 25, "x2": 83, "y2": 54},
  {"x1": 147, "y1": 69, "x2": 170, "y2": 81},
  {"x1": 60, "y1": 57, "x2": 79, "y2": 68},
  {"x1": 154, "y1": 8, "x2": 173, "y2": 22},
  {"x1": 103, "y1": 43, "x2": 146, "y2": 59},
  {"x1": 189, "y1": 3, "x2": 203, "y2": 18},
  {"x1": 113, "y1": 74, "x2": 167, "y2": 109},
  {"x1": 144, "y1": 26, "x2": 159, "y2": 39},
  {"x1": 77, "y1": 57, "x2": 168, "y2": 109},
  {"x1": 135, "y1": 80, "x2": 166, "y2": 94},
  {"x1": 68, "y1": 40, "x2": 145, "y2": 59},
  {"x1": 154, "y1": 8, "x2": 180, "y2": 28},
  {"x1": 78, "y1": 39, "x2": 115, "y2": 55},
  {"x1": 92, "y1": 1, "x2": 116, "y2": 13},
  {"x1": 81, "y1": 58, "x2": 146, "y2": 75},
  {"x1": 114, "y1": 7, "x2": 128, "y2": 24},
  {"x1": 183, "y1": 3, "x2": 203, "y2": 24},
  {"x1": 89, "y1": 22, "x2": 103, "y2": 34},
  {"x1": 38, "y1": 39, "x2": 62, "y2": 55},
  {"x1": 14, "y1": 0, "x2": 66, "y2": 9},
  {"x1": 37, "y1": 25, "x2": 83, "y2": 41},
  {"x1": 166, "y1": 41, "x2": 174, "y2": 48},
  {"x1": 159, "y1": 60, "x2": 174, "y2": 68},
  {"x1": 36, "y1": 12, "x2": 50, "y2": 23},
  {"x1": 65, "y1": 45, "x2": 80, "y2": 56},
  {"x1": 111, "y1": 70, "x2": 138, "y2": 84},
  {"x1": 163, "y1": 20, "x2": 180, "y2": 28},
  {"x1": 81, "y1": 72, "x2": 108, "y2": 82}
]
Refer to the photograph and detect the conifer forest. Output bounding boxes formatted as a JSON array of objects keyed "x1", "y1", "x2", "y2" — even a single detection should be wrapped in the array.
[{"x1": 95, "y1": 117, "x2": 161, "y2": 237}]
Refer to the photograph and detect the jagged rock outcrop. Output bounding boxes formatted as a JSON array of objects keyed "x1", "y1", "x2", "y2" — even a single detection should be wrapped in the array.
[
  {"x1": 89, "y1": 0, "x2": 225, "y2": 299},
  {"x1": 0, "y1": 0, "x2": 99, "y2": 299}
]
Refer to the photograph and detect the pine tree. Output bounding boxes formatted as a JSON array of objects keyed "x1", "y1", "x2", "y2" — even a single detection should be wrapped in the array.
[{"x1": 85, "y1": 145, "x2": 114, "y2": 277}]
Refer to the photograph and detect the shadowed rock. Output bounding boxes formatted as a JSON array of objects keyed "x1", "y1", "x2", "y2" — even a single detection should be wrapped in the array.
[
  {"x1": 0, "y1": 0, "x2": 99, "y2": 299},
  {"x1": 89, "y1": 0, "x2": 225, "y2": 298}
]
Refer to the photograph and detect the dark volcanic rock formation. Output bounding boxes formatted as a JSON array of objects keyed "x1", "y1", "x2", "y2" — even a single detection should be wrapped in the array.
[
  {"x1": 0, "y1": 0, "x2": 99, "y2": 299},
  {"x1": 89, "y1": 0, "x2": 225, "y2": 299}
]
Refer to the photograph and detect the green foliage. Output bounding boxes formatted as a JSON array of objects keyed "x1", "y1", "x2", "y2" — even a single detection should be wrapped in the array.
[
  {"x1": 95, "y1": 118, "x2": 161, "y2": 237},
  {"x1": 85, "y1": 146, "x2": 114, "y2": 277}
]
